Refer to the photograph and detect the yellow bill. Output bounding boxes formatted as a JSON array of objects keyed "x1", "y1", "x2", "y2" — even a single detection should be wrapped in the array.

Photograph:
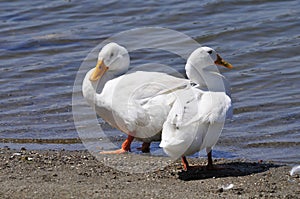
[
  {"x1": 215, "y1": 54, "x2": 233, "y2": 69},
  {"x1": 89, "y1": 59, "x2": 109, "y2": 81}
]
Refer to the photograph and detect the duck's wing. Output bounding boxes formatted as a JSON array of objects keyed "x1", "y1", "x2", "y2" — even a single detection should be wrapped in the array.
[
  {"x1": 160, "y1": 89, "x2": 232, "y2": 158},
  {"x1": 97, "y1": 71, "x2": 190, "y2": 138},
  {"x1": 160, "y1": 87, "x2": 203, "y2": 157}
]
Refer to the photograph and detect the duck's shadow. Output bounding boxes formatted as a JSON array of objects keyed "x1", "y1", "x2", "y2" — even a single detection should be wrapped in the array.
[{"x1": 178, "y1": 161, "x2": 281, "y2": 181}]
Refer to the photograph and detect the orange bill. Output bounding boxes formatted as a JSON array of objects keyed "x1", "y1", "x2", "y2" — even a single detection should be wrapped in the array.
[
  {"x1": 89, "y1": 59, "x2": 109, "y2": 81},
  {"x1": 214, "y1": 54, "x2": 233, "y2": 69}
]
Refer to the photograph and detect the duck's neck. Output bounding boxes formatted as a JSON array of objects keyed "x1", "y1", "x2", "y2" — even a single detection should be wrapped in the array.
[
  {"x1": 186, "y1": 64, "x2": 229, "y2": 94},
  {"x1": 82, "y1": 68, "x2": 116, "y2": 106}
]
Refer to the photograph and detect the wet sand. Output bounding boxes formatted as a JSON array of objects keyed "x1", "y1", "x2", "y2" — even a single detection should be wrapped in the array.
[{"x1": 0, "y1": 147, "x2": 299, "y2": 199}]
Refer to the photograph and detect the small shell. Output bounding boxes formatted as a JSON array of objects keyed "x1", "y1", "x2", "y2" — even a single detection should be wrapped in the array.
[
  {"x1": 221, "y1": 183, "x2": 234, "y2": 190},
  {"x1": 290, "y1": 165, "x2": 300, "y2": 176}
]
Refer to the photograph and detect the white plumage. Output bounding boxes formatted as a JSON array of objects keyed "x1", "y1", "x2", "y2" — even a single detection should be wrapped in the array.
[
  {"x1": 160, "y1": 46, "x2": 233, "y2": 169},
  {"x1": 82, "y1": 42, "x2": 233, "y2": 169},
  {"x1": 160, "y1": 89, "x2": 231, "y2": 158}
]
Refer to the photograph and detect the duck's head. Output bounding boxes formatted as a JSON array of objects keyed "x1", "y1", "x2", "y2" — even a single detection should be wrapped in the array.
[
  {"x1": 89, "y1": 42, "x2": 130, "y2": 81},
  {"x1": 187, "y1": 46, "x2": 233, "y2": 70},
  {"x1": 185, "y1": 46, "x2": 233, "y2": 87}
]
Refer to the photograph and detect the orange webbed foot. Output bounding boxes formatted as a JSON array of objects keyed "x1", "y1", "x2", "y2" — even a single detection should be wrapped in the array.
[
  {"x1": 99, "y1": 148, "x2": 129, "y2": 154},
  {"x1": 100, "y1": 135, "x2": 134, "y2": 155}
]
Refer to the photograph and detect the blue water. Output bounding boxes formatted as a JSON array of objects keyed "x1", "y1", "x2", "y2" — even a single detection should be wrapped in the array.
[{"x1": 0, "y1": 0, "x2": 299, "y2": 163}]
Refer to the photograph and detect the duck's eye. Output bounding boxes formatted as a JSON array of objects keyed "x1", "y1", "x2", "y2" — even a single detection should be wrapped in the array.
[
  {"x1": 110, "y1": 53, "x2": 114, "y2": 57},
  {"x1": 207, "y1": 50, "x2": 213, "y2": 54}
]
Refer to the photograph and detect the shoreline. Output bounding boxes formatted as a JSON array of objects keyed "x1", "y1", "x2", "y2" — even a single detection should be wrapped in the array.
[{"x1": 0, "y1": 148, "x2": 299, "y2": 198}]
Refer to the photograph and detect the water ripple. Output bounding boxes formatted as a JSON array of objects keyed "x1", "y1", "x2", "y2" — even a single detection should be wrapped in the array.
[{"x1": 0, "y1": 0, "x2": 299, "y2": 163}]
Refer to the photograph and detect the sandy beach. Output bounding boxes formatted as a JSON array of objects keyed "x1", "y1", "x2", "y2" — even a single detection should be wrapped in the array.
[{"x1": 0, "y1": 147, "x2": 299, "y2": 199}]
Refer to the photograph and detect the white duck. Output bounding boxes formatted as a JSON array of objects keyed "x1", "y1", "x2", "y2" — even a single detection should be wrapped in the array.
[
  {"x1": 160, "y1": 47, "x2": 233, "y2": 170},
  {"x1": 82, "y1": 43, "x2": 233, "y2": 171},
  {"x1": 83, "y1": 43, "x2": 191, "y2": 153}
]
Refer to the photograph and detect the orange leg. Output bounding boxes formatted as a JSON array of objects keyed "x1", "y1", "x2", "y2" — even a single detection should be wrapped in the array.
[
  {"x1": 100, "y1": 135, "x2": 134, "y2": 154},
  {"x1": 181, "y1": 156, "x2": 205, "y2": 171},
  {"x1": 137, "y1": 142, "x2": 151, "y2": 153},
  {"x1": 181, "y1": 156, "x2": 189, "y2": 171},
  {"x1": 181, "y1": 150, "x2": 222, "y2": 171}
]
